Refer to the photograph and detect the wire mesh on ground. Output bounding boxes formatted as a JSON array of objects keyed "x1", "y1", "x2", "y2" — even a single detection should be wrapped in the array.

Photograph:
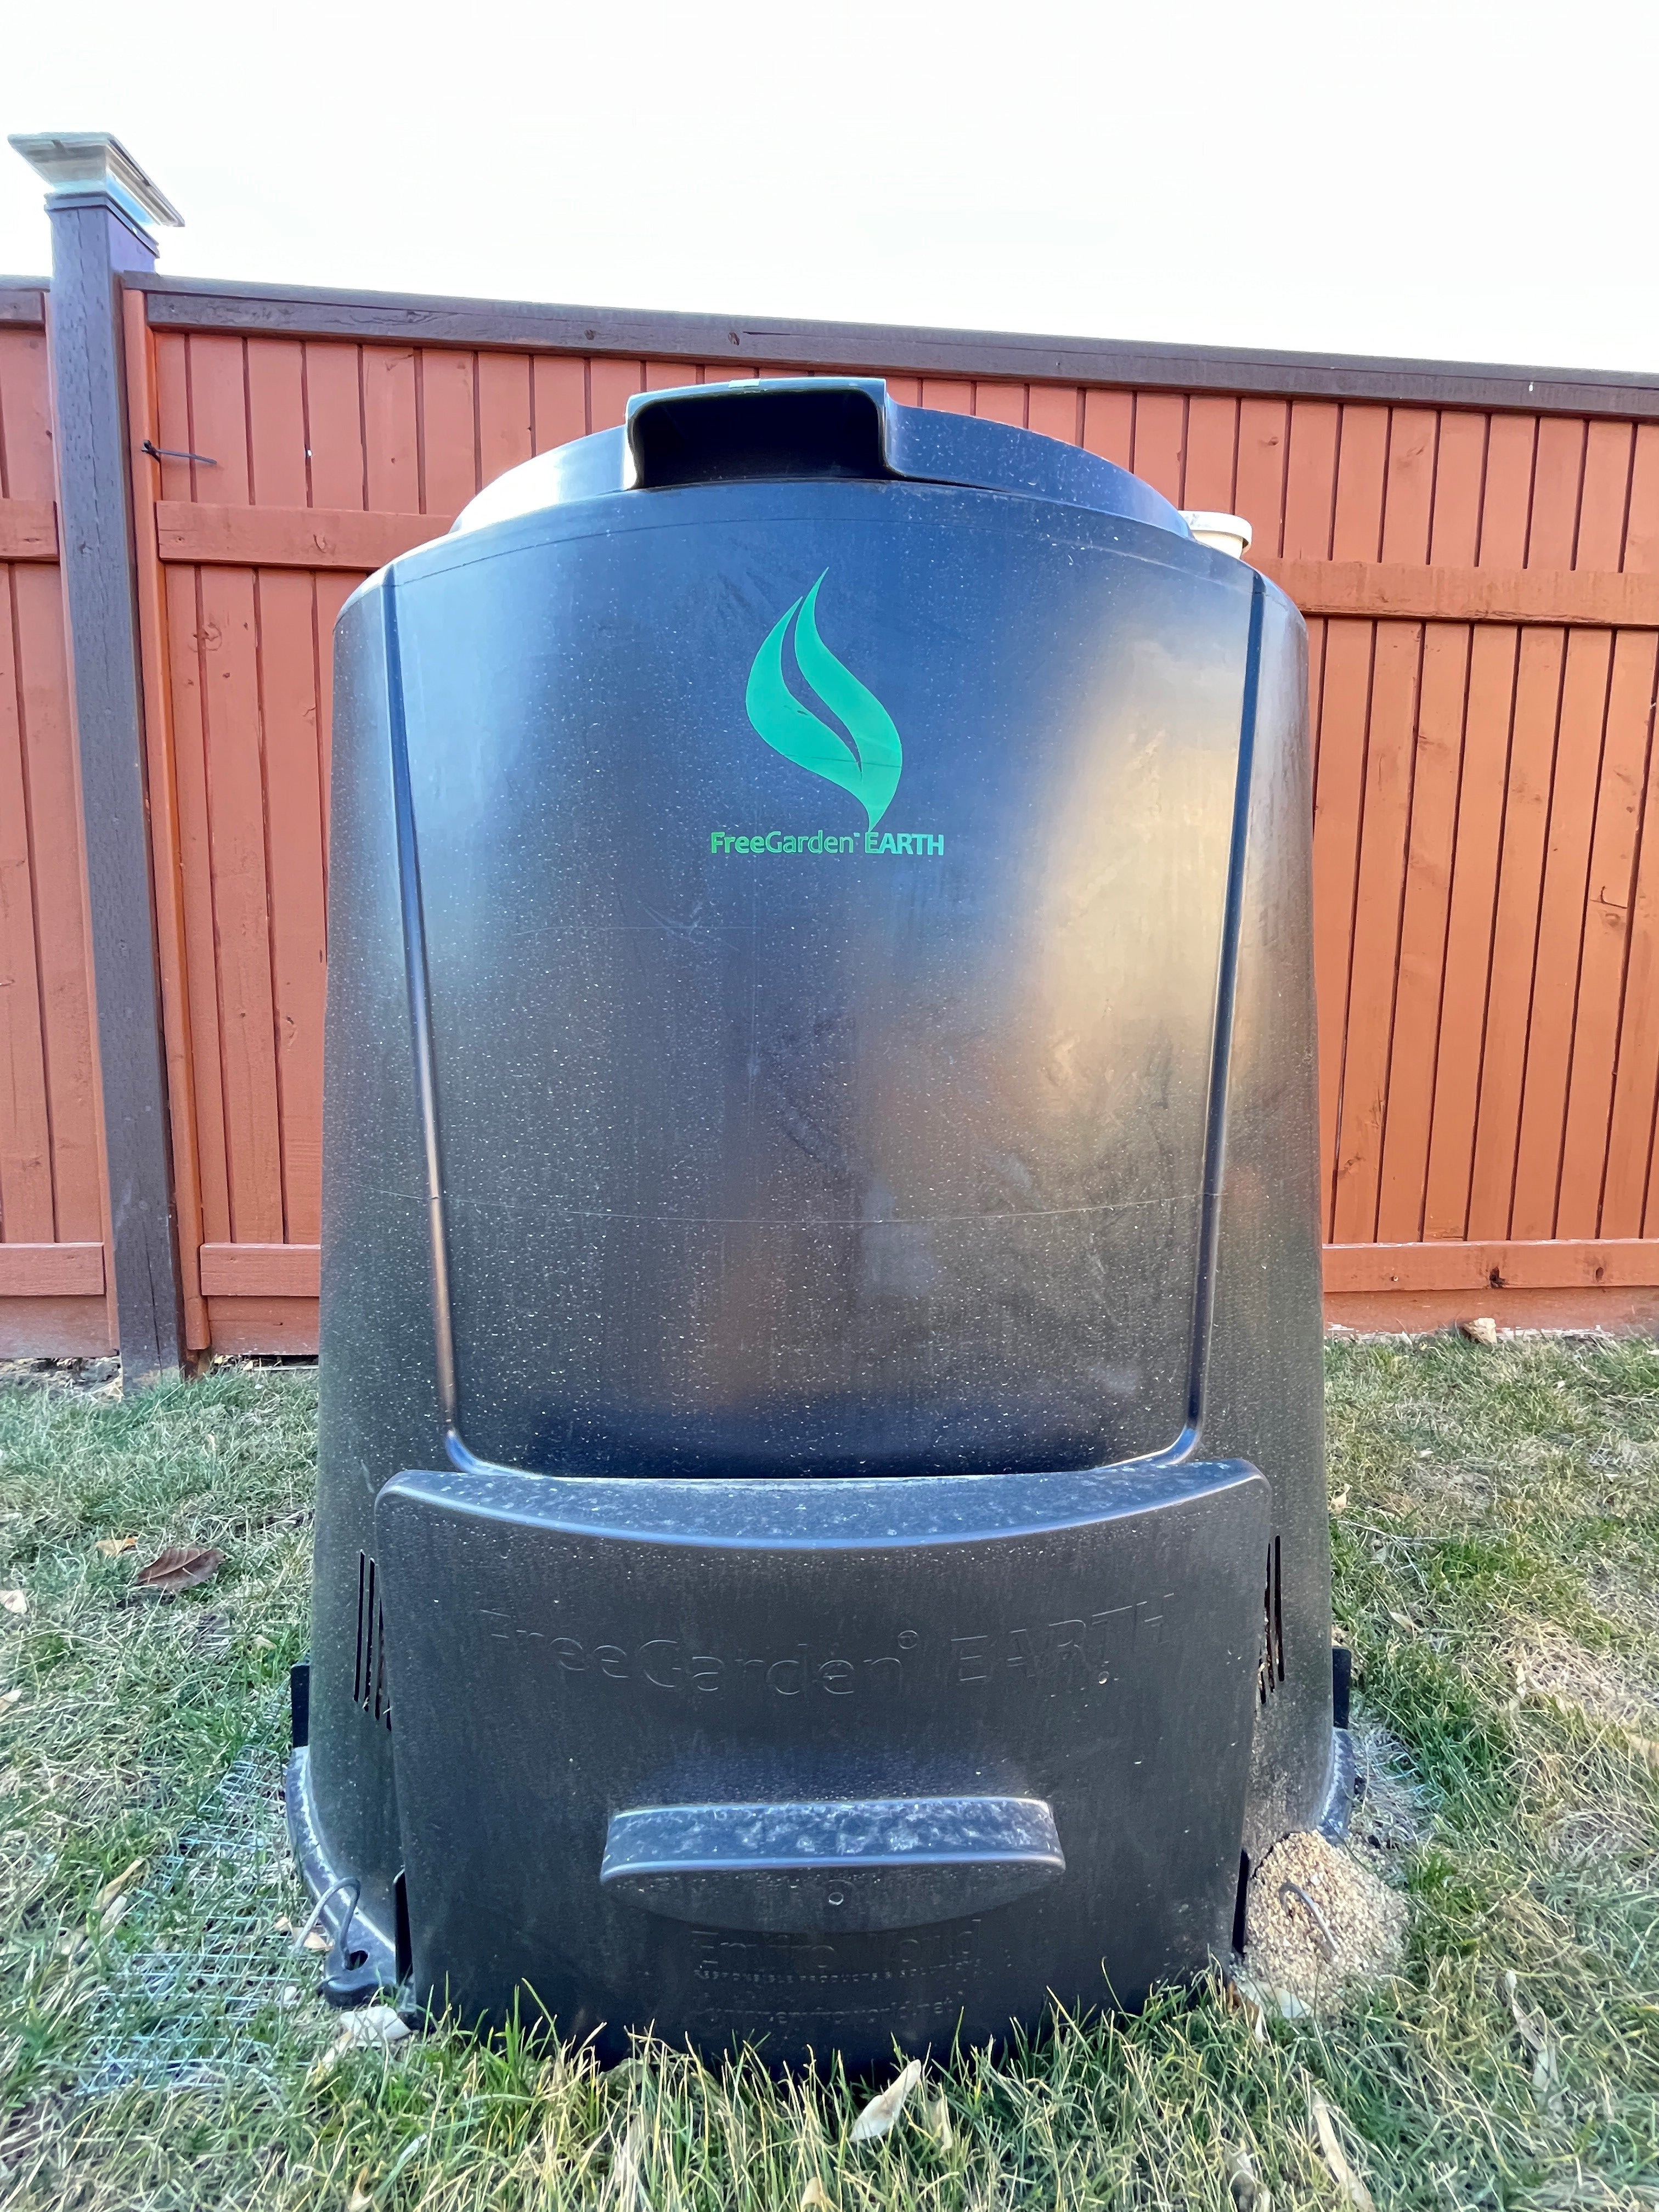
[{"x1": 78, "y1": 1747, "x2": 309, "y2": 2095}]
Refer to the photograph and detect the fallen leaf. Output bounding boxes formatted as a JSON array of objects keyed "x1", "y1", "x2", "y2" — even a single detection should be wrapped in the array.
[
  {"x1": 850, "y1": 2058, "x2": 922, "y2": 2143},
  {"x1": 1233, "y1": 1970, "x2": 1311, "y2": 2021},
  {"x1": 1387, "y1": 1610, "x2": 1418, "y2": 1634},
  {"x1": 1462, "y1": 1316, "x2": 1499, "y2": 1347},
  {"x1": 0, "y1": 1590, "x2": 27, "y2": 1616},
  {"x1": 1329, "y1": 1491, "x2": 1349, "y2": 1514},
  {"x1": 95, "y1": 1537, "x2": 138, "y2": 1558},
  {"x1": 1309, "y1": 2090, "x2": 1374, "y2": 2212},
  {"x1": 134, "y1": 1545, "x2": 224, "y2": 1598},
  {"x1": 97, "y1": 1859, "x2": 143, "y2": 1912},
  {"x1": 1504, "y1": 1971, "x2": 1563, "y2": 2115},
  {"x1": 98, "y1": 1893, "x2": 133, "y2": 1937},
  {"x1": 1226, "y1": 2143, "x2": 1272, "y2": 2212},
  {"x1": 313, "y1": 2004, "x2": 410, "y2": 2075},
  {"x1": 346, "y1": 2165, "x2": 375, "y2": 2212},
  {"x1": 303, "y1": 1928, "x2": 331, "y2": 1953},
  {"x1": 1531, "y1": 2040, "x2": 1562, "y2": 2115},
  {"x1": 800, "y1": 2180, "x2": 833, "y2": 2210},
  {"x1": 274, "y1": 1914, "x2": 294, "y2": 1935},
  {"x1": 924, "y1": 2092, "x2": 953, "y2": 2151},
  {"x1": 0, "y1": 1687, "x2": 22, "y2": 1716}
]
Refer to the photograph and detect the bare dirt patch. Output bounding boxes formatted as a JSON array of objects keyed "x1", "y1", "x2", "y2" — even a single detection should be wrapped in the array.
[{"x1": 1243, "y1": 1829, "x2": 1408, "y2": 2012}]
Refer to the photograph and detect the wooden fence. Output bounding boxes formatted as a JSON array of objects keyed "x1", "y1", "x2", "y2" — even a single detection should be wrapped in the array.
[{"x1": 4, "y1": 262, "x2": 1659, "y2": 1361}]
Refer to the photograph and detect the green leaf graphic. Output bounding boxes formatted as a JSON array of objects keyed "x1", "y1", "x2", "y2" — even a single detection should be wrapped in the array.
[{"x1": 744, "y1": 571, "x2": 902, "y2": 829}]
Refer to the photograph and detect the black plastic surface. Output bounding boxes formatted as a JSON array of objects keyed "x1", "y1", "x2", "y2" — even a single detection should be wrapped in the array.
[
  {"x1": 599, "y1": 1795, "x2": 1064, "y2": 1933},
  {"x1": 294, "y1": 380, "x2": 1334, "y2": 2064},
  {"x1": 376, "y1": 1457, "x2": 1267, "y2": 2062},
  {"x1": 391, "y1": 480, "x2": 1250, "y2": 1478}
]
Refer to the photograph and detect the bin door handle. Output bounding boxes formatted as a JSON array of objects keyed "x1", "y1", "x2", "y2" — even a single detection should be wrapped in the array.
[
  {"x1": 624, "y1": 377, "x2": 894, "y2": 491},
  {"x1": 599, "y1": 1793, "x2": 1063, "y2": 1933}
]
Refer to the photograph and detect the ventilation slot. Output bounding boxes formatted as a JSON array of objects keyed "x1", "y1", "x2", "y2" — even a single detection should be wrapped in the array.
[
  {"x1": 1259, "y1": 1536, "x2": 1284, "y2": 1705},
  {"x1": 354, "y1": 1551, "x2": 392, "y2": 1730}
]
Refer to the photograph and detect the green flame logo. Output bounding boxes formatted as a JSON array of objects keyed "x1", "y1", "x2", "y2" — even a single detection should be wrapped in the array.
[{"x1": 745, "y1": 572, "x2": 902, "y2": 830}]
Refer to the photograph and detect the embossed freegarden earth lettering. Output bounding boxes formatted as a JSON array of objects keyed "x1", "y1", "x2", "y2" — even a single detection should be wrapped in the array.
[{"x1": 708, "y1": 830, "x2": 945, "y2": 857}]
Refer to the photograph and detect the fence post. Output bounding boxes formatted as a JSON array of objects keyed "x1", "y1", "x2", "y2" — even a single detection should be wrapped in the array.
[{"x1": 9, "y1": 133, "x2": 189, "y2": 1385}]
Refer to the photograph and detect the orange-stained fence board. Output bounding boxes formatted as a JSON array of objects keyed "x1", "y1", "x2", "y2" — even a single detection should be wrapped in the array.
[
  {"x1": 1255, "y1": 558, "x2": 1659, "y2": 625},
  {"x1": 156, "y1": 503, "x2": 453, "y2": 569},
  {"x1": 205, "y1": 1297, "x2": 319, "y2": 1357},
  {"x1": 0, "y1": 1242, "x2": 106, "y2": 1295},
  {"x1": 0, "y1": 1297, "x2": 115, "y2": 1359},
  {"x1": 199, "y1": 1241, "x2": 320, "y2": 1297},
  {"x1": 0, "y1": 500, "x2": 57, "y2": 558},
  {"x1": 1325, "y1": 1287, "x2": 1659, "y2": 1335},
  {"x1": 1322, "y1": 1238, "x2": 1659, "y2": 1293}
]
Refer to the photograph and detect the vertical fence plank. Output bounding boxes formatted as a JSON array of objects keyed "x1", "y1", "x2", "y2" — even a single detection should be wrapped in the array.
[
  {"x1": 1131, "y1": 393, "x2": 1186, "y2": 505},
  {"x1": 304, "y1": 343, "x2": 367, "y2": 510},
  {"x1": 0, "y1": 566, "x2": 54, "y2": 1240},
  {"x1": 1182, "y1": 397, "x2": 1239, "y2": 513},
  {"x1": 1375, "y1": 621, "x2": 1473, "y2": 1239},
  {"x1": 420, "y1": 349, "x2": 482, "y2": 509},
  {"x1": 1557, "y1": 629, "x2": 1659, "y2": 1233},
  {"x1": 1478, "y1": 415, "x2": 1537, "y2": 565},
  {"x1": 187, "y1": 333, "x2": 285, "y2": 1245},
  {"x1": 1427, "y1": 414, "x2": 1487, "y2": 568},
  {"x1": 1026, "y1": 385, "x2": 1079, "y2": 444},
  {"x1": 1331, "y1": 620, "x2": 1422, "y2": 1243},
  {"x1": 1380, "y1": 410, "x2": 1437, "y2": 563},
  {"x1": 1576, "y1": 422, "x2": 1635, "y2": 572},
  {"x1": 1373, "y1": 412, "x2": 1486, "y2": 1239},
  {"x1": 1526, "y1": 417, "x2": 1587, "y2": 569},
  {"x1": 971, "y1": 381, "x2": 1025, "y2": 425},
  {"x1": 247, "y1": 340, "x2": 309, "y2": 507},
  {"x1": 13, "y1": 571, "x2": 104, "y2": 1245},
  {"x1": 588, "y1": 358, "x2": 643, "y2": 434},
  {"x1": 1331, "y1": 407, "x2": 1390, "y2": 563},
  {"x1": 1311, "y1": 619, "x2": 1375, "y2": 1234},
  {"x1": 364, "y1": 346, "x2": 421, "y2": 513},
  {"x1": 0, "y1": 334, "x2": 57, "y2": 1245},
  {"x1": 1080, "y1": 388, "x2": 1133, "y2": 467},
  {"x1": 247, "y1": 342, "x2": 328, "y2": 1246},
  {"x1": 1235, "y1": 400, "x2": 1289, "y2": 555},
  {"x1": 1466, "y1": 627, "x2": 1567, "y2": 1237},
  {"x1": 156, "y1": 335, "x2": 232, "y2": 1253},
  {"x1": 531, "y1": 356, "x2": 588, "y2": 449},
  {"x1": 1282, "y1": 403, "x2": 1340, "y2": 560},
  {"x1": 1510, "y1": 627, "x2": 1615, "y2": 1235},
  {"x1": 477, "y1": 353, "x2": 534, "y2": 490}
]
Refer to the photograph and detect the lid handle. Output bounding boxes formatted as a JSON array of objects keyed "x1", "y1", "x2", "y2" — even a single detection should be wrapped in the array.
[{"x1": 625, "y1": 377, "x2": 893, "y2": 490}]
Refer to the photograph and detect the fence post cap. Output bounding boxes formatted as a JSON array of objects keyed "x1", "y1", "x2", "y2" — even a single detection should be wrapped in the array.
[{"x1": 8, "y1": 131, "x2": 183, "y2": 232}]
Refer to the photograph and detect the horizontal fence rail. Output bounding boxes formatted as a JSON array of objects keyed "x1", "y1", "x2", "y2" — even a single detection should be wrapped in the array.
[{"x1": 4, "y1": 269, "x2": 1659, "y2": 1356}]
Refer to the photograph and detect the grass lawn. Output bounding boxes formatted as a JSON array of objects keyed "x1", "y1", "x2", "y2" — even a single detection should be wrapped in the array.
[{"x1": 1, "y1": 1335, "x2": 1656, "y2": 2209}]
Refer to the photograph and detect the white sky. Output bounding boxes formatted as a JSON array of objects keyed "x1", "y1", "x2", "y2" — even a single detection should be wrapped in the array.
[{"x1": 3, "y1": 0, "x2": 1655, "y2": 377}]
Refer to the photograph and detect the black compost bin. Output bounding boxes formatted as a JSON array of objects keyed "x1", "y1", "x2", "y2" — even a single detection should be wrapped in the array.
[{"x1": 287, "y1": 377, "x2": 1338, "y2": 2066}]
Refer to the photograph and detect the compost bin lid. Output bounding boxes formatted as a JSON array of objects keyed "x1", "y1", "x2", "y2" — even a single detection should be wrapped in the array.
[{"x1": 451, "y1": 377, "x2": 1192, "y2": 539}]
